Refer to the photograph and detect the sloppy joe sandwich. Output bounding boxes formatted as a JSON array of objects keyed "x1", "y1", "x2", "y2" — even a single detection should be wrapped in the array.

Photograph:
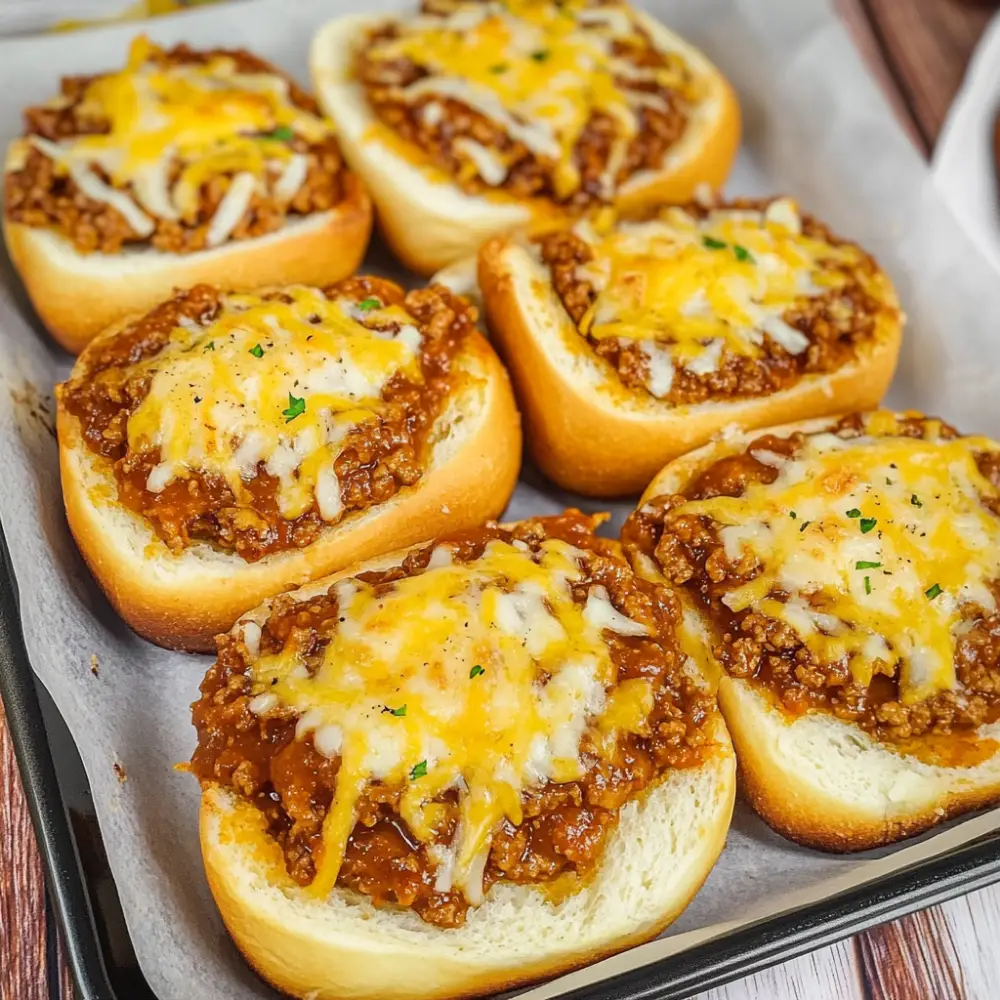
[
  {"x1": 4, "y1": 36, "x2": 373, "y2": 353},
  {"x1": 191, "y1": 511, "x2": 735, "y2": 1000},
  {"x1": 56, "y1": 278, "x2": 520, "y2": 651},
  {"x1": 478, "y1": 197, "x2": 904, "y2": 496},
  {"x1": 309, "y1": 0, "x2": 739, "y2": 275},
  {"x1": 622, "y1": 412, "x2": 1000, "y2": 851}
]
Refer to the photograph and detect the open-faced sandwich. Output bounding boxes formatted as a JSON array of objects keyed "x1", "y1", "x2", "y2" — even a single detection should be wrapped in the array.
[
  {"x1": 622, "y1": 411, "x2": 1000, "y2": 851},
  {"x1": 4, "y1": 36, "x2": 373, "y2": 353},
  {"x1": 310, "y1": 0, "x2": 739, "y2": 275},
  {"x1": 55, "y1": 277, "x2": 520, "y2": 651},
  {"x1": 479, "y1": 197, "x2": 904, "y2": 497},
  {"x1": 191, "y1": 510, "x2": 735, "y2": 1000}
]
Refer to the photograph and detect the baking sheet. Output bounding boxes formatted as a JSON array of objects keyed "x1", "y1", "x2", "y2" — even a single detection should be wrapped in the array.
[{"x1": 2, "y1": 1, "x2": 1000, "y2": 998}]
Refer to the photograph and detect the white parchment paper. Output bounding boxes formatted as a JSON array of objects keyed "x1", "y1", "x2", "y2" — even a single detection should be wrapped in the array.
[{"x1": 2, "y1": 2, "x2": 1000, "y2": 998}]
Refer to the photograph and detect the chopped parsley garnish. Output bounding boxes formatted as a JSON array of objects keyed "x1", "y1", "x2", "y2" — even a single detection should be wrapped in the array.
[
  {"x1": 789, "y1": 511, "x2": 797, "y2": 519},
  {"x1": 410, "y1": 760, "x2": 428, "y2": 780},
  {"x1": 282, "y1": 392, "x2": 305, "y2": 423},
  {"x1": 531, "y1": 49, "x2": 550, "y2": 61},
  {"x1": 263, "y1": 125, "x2": 294, "y2": 142},
  {"x1": 357, "y1": 296, "x2": 381, "y2": 311},
  {"x1": 202, "y1": 340, "x2": 215, "y2": 352},
  {"x1": 864, "y1": 576, "x2": 872, "y2": 595},
  {"x1": 799, "y1": 521, "x2": 810, "y2": 532},
  {"x1": 911, "y1": 494, "x2": 923, "y2": 507},
  {"x1": 859, "y1": 517, "x2": 877, "y2": 534},
  {"x1": 846, "y1": 508, "x2": 861, "y2": 518},
  {"x1": 249, "y1": 343, "x2": 264, "y2": 358},
  {"x1": 702, "y1": 236, "x2": 727, "y2": 250},
  {"x1": 469, "y1": 664, "x2": 485, "y2": 679},
  {"x1": 855, "y1": 560, "x2": 881, "y2": 570},
  {"x1": 388, "y1": 704, "x2": 407, "y2": 717},
  {"x1": 489, "y1": 63, "x2": 508, "y2": 73},
  {"x1": 925, "y1": 583, "x2": 943, "y2": 600},
  {"x1": 733, "y1": 244, "x2": 755, "y2": 263}
]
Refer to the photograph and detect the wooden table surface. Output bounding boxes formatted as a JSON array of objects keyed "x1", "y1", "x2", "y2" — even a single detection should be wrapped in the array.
[{"x1": 3, "y1": 2, "x2": 1000, "y2": 999}]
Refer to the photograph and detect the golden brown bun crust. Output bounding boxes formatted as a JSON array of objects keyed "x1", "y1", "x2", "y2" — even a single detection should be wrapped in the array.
[
  {"x1": 477, "y1": 239, "x2": 902, "y2": 498},
  {"x1": 198, "y1": 722, "x2": 735, "y2": 999},
  {"x1": 4, "y1": 173, "x2": 372, "y2": 354},
  {"x1": 310, "y1": 12, "x2": 741, "y2": 276},
  {"x1": 57, "y1": 331, "x2": 521, "y2": 651},
  {"x1": 721, "y1": 678, "x2": 1000, "y2": 852},
  {"x1": 631, "y1": 417, "x2": 1000, "y2": 852}
]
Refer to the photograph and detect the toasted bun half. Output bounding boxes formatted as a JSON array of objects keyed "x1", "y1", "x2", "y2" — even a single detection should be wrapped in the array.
[
  {"x1": 477, "y1": 238, "x2": 902, "y2": 498},
  {"x1": 3, "y1": 170, "x2": 372, "y2": 354},
  {"x1": 197, "y1": 543, "x2": 735, "y2": 1000},
  {"x1": 629, "y1": 417, "x2": 1000, "y2": 851},
  {"x1": 309, "y1": 13, "x2": 739, "y2": 277},
  {"x1": 57, "y1": 329, "x2": 520, "y2": 651}
]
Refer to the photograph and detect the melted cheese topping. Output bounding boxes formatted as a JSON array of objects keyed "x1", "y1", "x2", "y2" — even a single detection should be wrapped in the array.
[
  {"x1": 28, "y1": 36, "x2": 332, "y2": 231},
  {"x1": 125, "y1": 287, "x2": 423, "y2": 521},
  {"x1": 248, "y1": 537, "x2": 653, "y2": 903},
  {"x1": 676, "y1": 415, "x2": 1000, "y2": 704},
  {"x1": 566, "y1": 200, "x2": 895, "y2": 393},
  {"x1": 363, "y1": 0, "x2": 700, "y2": 199}
]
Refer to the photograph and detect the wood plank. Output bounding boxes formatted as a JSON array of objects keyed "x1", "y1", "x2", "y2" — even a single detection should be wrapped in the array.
[{"x1": 0, "y1": 697, "x2": 52, "y2": 1000}]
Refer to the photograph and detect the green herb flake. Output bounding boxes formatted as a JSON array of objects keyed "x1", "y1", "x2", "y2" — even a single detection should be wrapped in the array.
[
  {"x1": 489, "y1": 63, "x2": 508, "y2": 73},
  {"x1": 855, "y1": 560, "x2": 881, "y2": 570},
  {"x1": 799, "y1": 521, "x2": 810, "y2": 532},
  {"x1": 388, "y1": 704, "x2": 407, "y2": 717},
  {"x1": 410, "y1": 760, "x2": 428, "y2": 780},
  {"x1": 469, "y1": 664, "x2": 485, "y2": 679},
  {"x1": 864, "y1": 575, "x2": 872, "y2": 596},
  {"x1": 357, "y1": 297, "x2": 381, "y2": 311},
  {"x1": 282, "y1": 392, "x2": 305, "y2": 423},
  {"x1": 733, "y1": 244, "x2": 755, "y2": 263},
  {"x1": 202, "y1": 340, "x2": 215, "y2": 352},
  {"x1": 925, "y1": 583, "x2": 943, "y2": 600},
  {"x1": 530, "y1": 49, "x2": 550, "y2": 62},
  {"x1": 911, "y1": 494, "x2": 923, "y2": 507},
  {"x1": 249, "y1": 343, "x2": 264, "y2": 358},
  {"x1": 789, "y1": 511, "x2": 797, "y2": 519},
  {"x1": 702, "y1": 236, "x2": 727, "y2": 250},
  {"x1": 846, "y1": 508, "x2": 862, "y2": 518},
  {"x1": 263, "y1": 125, "x2": 294, "y2": 142},
  {"x1": 859, "y1": 517, "x2": 877, "y2": 534}
]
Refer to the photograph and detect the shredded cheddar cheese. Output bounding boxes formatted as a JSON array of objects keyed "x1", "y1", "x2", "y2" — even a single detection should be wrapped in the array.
[
  {"x1": 675, "y1": 416, "x2": 1000, "y2": 704},
  {"x1": 126, "y1": 286, "x2": 424, "y2": 521},
  {"x1": 362, "y1": 0, "x2": 701, "y2": 200},
  {"x1": 246, "y1": 537, "x2": 653, "y2": 903},
  {"x1": 566, "y1": 200, "x2": 898, "y2": 395},
  {"x1": 26, "y1": 36, "x2": 332, "y2": 239}
]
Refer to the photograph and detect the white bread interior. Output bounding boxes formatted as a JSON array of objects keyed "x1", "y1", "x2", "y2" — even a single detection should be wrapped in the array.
[
  {"x1": 3, "y1": 156, "x2": 373, "y2": 354},
  {"x1": 630, "y1": 416, "x2": 1000, "y2": 851},
  {"x1": 477, "y1": 239, "x2": 902, "y2": 498},
  {"x1": 197, "y1": 559, "x2": 735, "y2": 1000},
  {"x1": 57, "y1": 331, "x2": 521, "y2": 652},
  {"x1": 309, "y1": 12, "x2": 740, "y2": 276}
]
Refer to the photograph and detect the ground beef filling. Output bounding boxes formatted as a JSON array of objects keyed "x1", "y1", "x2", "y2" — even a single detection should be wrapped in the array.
[
  {"x1": 5, "y1": 45, "x2": 347, "y2": 254},
  {"x1": 356, "y1": 21, "x2": 689, "y2": 207},
  {"x1": 57, "y1": 278, "x2": 473, "y2": 561},
  {"x1": 190, "y1": 513, "x2": 716, "y2": 927},
  {"x1": 537, "y1": 200, "x2": 889, "y2": 404},
  {"x1": 621, "y1": 417, "x2": 1000, "y2": 746}
]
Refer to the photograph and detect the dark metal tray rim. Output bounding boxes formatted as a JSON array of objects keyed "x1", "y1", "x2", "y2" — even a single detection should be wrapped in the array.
[{"x1": 2, "y1": 521, "x2": 999, "y2": 1000}]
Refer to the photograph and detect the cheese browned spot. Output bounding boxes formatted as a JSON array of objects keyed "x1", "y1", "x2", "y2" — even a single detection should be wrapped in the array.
[
  {"x1": 537, "y1": 198, "x2": 900, "y2": 404},
  {"x1": 191, "y1": 513, "x2": 718, "y2": 926},
  {"x1": 356, "y1": 0, "x2": 702, "y2": 205},
  {"x1": 622, "y1": 413, "x2": 1000, "y2": 749},
  {"x1": 58, "y1": 279, "x2": 476, "y2": 561},
  {"x1": 5, "y1": 37, "x2": 345, "y2": 253}
]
